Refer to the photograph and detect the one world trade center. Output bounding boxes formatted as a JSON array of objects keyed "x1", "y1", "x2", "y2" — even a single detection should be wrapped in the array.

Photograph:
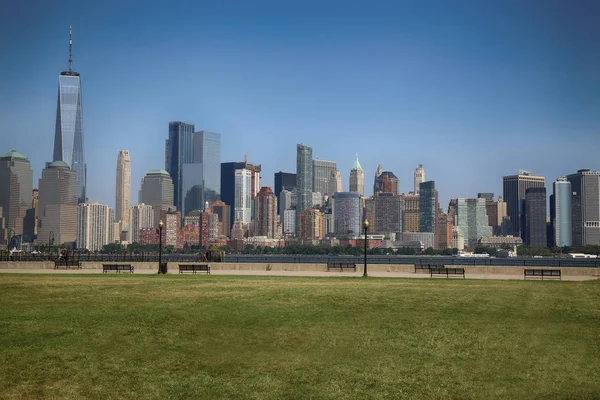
[{"x1": 53, "y1": 26, "x2": 86, "y2": 203}]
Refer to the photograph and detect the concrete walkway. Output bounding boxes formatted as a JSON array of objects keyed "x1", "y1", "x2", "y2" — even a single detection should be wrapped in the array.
[{"x1": 0, "y1": 268, "x2": 595, "y2": 281}]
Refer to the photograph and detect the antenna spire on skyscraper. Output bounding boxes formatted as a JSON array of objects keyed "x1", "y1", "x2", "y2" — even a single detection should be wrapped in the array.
[{"x1": 68, "y1": 25, "x2": 73, "y2": 73}]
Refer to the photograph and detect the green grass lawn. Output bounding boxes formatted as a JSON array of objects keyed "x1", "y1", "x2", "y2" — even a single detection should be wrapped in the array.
[{"x1": 0, "y1": 275, "x2": 599, "y2": 400}]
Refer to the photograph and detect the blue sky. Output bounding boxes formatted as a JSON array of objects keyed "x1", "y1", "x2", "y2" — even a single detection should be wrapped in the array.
[{"x1": 1, "y1": 0, "x2": 598, "y2": 210}]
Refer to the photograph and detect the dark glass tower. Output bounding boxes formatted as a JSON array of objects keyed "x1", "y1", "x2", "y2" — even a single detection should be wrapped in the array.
[
  {"x1": 274, "y1": 171, "x2": 296, "y2": 215},
  {"x1": 419, "y1": 181, "x2": 437, "y2": 233},
  {"x1": 296, "y1": 144, "x2": 313, "y2": 233},
  {"x1": 221, "y1": 162, "x2": 246, "y2": 230},
  {"x1": 165, "y1": 121, "x2": 195, "y2": 211},
  {"x1": 525, "y1": 187, "x2": 547, "y2": 247},
  {"x1": 53, "y1": 26, "x2": 86, "y2": 203},
  {"x1": 180, "y1": 130, "x2": 221, "y2": 219}
]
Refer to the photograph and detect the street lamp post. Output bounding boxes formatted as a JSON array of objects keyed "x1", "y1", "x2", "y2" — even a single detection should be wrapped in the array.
[
  {"x1": 363, "y1": 219, "x2": 369, "y2": 277},
  {"x1": 158, "y1": 220, "x2": 165, "y2": 274}
]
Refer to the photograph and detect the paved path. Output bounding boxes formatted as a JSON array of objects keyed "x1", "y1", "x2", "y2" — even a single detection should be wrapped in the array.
[{"x1": 0, "y1": 268, "x2": 595, "y2": 281}]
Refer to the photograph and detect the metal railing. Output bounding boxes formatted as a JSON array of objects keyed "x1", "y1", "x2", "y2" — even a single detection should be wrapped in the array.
[{"x1": 2, "y1": 252, "x2": 599, "y2": 268}]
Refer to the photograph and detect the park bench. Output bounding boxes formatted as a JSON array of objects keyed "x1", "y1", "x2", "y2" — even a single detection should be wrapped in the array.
[
  {"x1": 414, "y1": 263, "x2": 431, "y2": 273},
  {"x1": 178, "y1": 264, "x2": 211, "y2": 274},
  {"x1": 327, "y1": 262, "x2": 357, "y2": 272},
  {"x1": 54, "y1": 260, "x2": 82, "y2": 270},
  {"x1": 102, "y1": 264, "x2": 134, "y2": 274},
  {"x1": 430, "y1": 267, "x2": 465, "y2": 279},
  {"x1": 524, "y1": 269, "x2": 561, "y2": 280}
]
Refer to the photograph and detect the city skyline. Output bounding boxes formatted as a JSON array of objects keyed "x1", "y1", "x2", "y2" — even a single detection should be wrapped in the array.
[{"x1": 1, "y1": 1, "x2": 599, "y2": 211}]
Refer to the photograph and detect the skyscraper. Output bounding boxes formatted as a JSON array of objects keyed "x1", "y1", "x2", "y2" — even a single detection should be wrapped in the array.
[
  {"x1": 37, "y1": 161, "x2": 78, "y2": 245},
  {"x1": 373, "y1": 193, "x2": 403, "y2": 239},
  {"x1": 419, "y1": 181, "x2": 437, "y2": 233},
  {"x1": 525, "y1": 187, "x2": 547, "y2": 247},
  {"x1": 274, "y1": 171, "x2": 296, "y2": 215},
  {"x1": 455, "y1": 198, "x2": 493, "y2": 248},
  {"x1": 567, "y1": 169, "x2": 600, "y2": 246},
  {"x1": 374, "y1": 168, "x2": 400, "y2": 196},
  {"x1": 53, "y1": 27, "x2": 86, "y2": 203},
  {"x1": 296, "y1": 144, "x2": 313, "y2": 230},
  {"x1": 477, "y1": 193, "x2": 499, "y2": 234},
  {"x1": 414, "y1": 165, "x2": 425, "y2": 195},
  {"x1": 115, "y1": 150, "x2": 131, "y2": 237},
  {"x1": 165, "y1": 121, "x2": 195, "y2": 211},
  {"x1": 221, "y1": 161, "x2": 246, "y2": 228},
  {"x1": 298, "y1": 208, "x2": 324, "y2": 240},
  {"x1": 180, "y1": 130, "x2": 221, "y2": 219},
  {"x1": 349, "y1": 154, "x2": 364, "y2": 196},
  {"x1": 403, "y1": 194, "x2": 420, "y2": 232},
  {"x1": 210, "y1": 200, "x2": 231, "y2": 238},
  {"x1": 139, "y1": 169, "x2": 174, "y2": 227},
  {"x1": 503, "y1": 171, "x2": 545, "y2": 239},
  {"x1": 333, "y1": 192, "x2": 361, "y2": 237},
  {"x1": 222, "y1": 160, "x2": 259, "y2": 229},
  {"x1": 77, "y1": 202, "x2": 114, "y2": 251},
  {"x1": 254, "y1": 186, "x2": 278, "y2": 238},
  {"x1": 234, "y1": 169, "x2": 252, "y2": 225},
  {"x1": 552, "y1": 178, "x2": 572, "y2": 247},
  {"x1": 328, "y1": 170, "x2": 342, "y2": 197},
  {"x1": 0, "y1": 150, "x2": 33, "y2": 240},
  {"x1": 313, "y1": 160, "x2": 337, "y2": 197},
  {"x1": 274, "y1": 172, "x2": 296, "y2": 198}
]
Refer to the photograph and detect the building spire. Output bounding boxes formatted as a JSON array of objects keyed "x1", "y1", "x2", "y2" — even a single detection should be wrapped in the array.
[{"x1": 68, "y1": 25, "x2": 73, "y2": 73}]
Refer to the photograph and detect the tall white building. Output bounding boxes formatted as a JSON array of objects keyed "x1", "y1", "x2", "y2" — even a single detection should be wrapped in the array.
[
  {"x1": 414, "y1": 164, "x2": 425, "y2": 195},
  {"x1": 279, "y1": 189, "x2": 295, "y2": 216},
  {"x1": 130, "y1": 203, "x2": 154, "y2": 243},
  {"x1": 77, "y1": 202, "x2": 114, "y2": 251},
  {"x1": 283, "y1": 209, "x2": 296, "y2": 236},
  {"x1": 235, "y1": 168, "x2": 252, "y2": 224},
  {"x1": 115, "y1": 150, "x2": 131, "y2": 240}
]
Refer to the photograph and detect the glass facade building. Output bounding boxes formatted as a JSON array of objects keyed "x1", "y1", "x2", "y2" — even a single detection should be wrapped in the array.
[
  {"x1": 419, "y1": 181, "x2": 437, "y2": 233},
  {"x1": 193, "y1": 131, "x2": 221, "y2": 206},
  {"x1": 169, "y1": 129, "x2": 220, "y2": 221},
  {"x1": 296, "y1": 144, "x2": 313, "y2": 232},
  {"x1": 165, "y1": 121, "x2": 195, "y2": 211},
  {"x1": 333, "y1": 192, "x2": 361, "y2": 237},
  {"x1": 274, "y1": 171, "x2": 296, "y2": 215},
  {"x1": 455, "y1": 198, "x2": 493, "y2": 248},
  {"x1": 53, "y1": 72, "x2": 86, "y2": 203},
  {"x1": 181, "y1": 163, "x2": 204, "y2": 219}
]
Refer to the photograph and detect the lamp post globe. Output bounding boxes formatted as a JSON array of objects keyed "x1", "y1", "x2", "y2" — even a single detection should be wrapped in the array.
[{"x1": 363, "y1": 219, "x2": 369, "y2": 277}]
